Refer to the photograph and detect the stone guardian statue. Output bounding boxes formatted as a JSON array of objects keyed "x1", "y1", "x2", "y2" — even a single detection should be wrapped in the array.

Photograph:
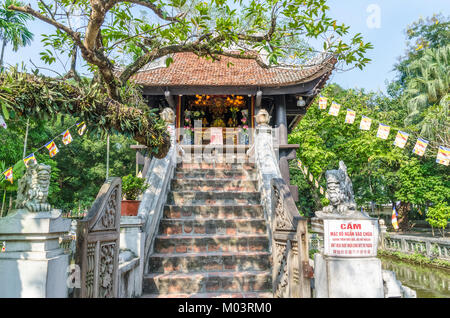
[
  {"x1": 15, "y1": 163, "x2": 52, "y2": 212},
  {"x1": 316, "y1": 161, "x2": 362, "y2": 218}
]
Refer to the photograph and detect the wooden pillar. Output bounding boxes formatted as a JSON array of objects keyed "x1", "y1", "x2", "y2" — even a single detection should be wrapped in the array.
[
  {"x1": 275, "y1": 95, "x2": 288, "y2": 145},
  {"x1": 275, "y1": 95, "x2": 289, "y2": 185},
  {"x1": 176, "y1": 95, "x2": 181, "y2": 142},
  {"x1": 275, "y1": 95, "x2": 299, "y2": 201}
]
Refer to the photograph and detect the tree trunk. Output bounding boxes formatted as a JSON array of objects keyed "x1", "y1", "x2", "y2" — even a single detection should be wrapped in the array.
[
  {"x1": 1, "y1": 189, "x2": 6, "y2": 217},
  {"x1": 397, "y1": 201, "x2": 411, "y2": 231},
  {"x1": 0, "y1": 39, "x2": 7, "y2": 69}
]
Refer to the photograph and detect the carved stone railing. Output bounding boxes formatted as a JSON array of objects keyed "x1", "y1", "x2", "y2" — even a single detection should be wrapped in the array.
[
  {"x1": 271, "y1": 178, "x2": 312, "y2": 298},
  {"x1": 252, "y1": 124, "x2": 312, "y2": 298},
  {"x1": 138, "y1": 123, "x2": 177, "y2": 273},
  {"x1": 381, "y1": 233, "x2": 450, "y2": 260},
  {"x1": 74, "y1": 177, "x2": 122, "y2": 298}
]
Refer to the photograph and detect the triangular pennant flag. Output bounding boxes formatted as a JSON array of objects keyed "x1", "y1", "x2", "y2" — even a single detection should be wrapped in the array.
[
  {"x1": 314, "y1": 179, "x2": 319, "y2": 188},
  {"x1": 328, "y1": 102, "x2": 341, "y2": 116},
  {"x1": 45, "y1": 140, "x2": 59, "y2": 157},
  {"x1": 297, "y1": 159, "x2": 302, "y2": 169},
  {"x1": 392, "y1": 205, "x2": 399, "y2": 230},
  {"x1": 345, "y1": 109, "x2": 356, "y2": 124},
  {"x1": 62, "y1": 129, "x2": 73, "y2": 145},
  {"x1": 412, "y1": 138, "x2": 429, "y2": 157},
  {"x1": 376, "y1": 123, "x2": 390, "y2": 140},
  {"x1": 436, "y1": 146, "x2": 449, "y2": 166},
  {"x1": 318, "y1": 96, "x2": 328, "y2": 110},
  {"x1": 76, "y1": 122, "x2": 87, "y2": 136},
  {"x1": 359, "y1": 116, "x2": 372, "y2": 130},
  {"x1": 393, "y1": 131, "x2": 409, "y2": 148},
  {"x1": 1, "y1": 241, "x2": 5, "y2": 252},
  {"x1": 309, "y1": 173, "x2": 313, "y2": 182},
  {"x1": 319, "y1": 186, "x2": 324, "y2": 195},
  {"x1": 0, "y1": 115, "x2": 6, "y2": 129},
  {"x1": 2, "y1": 167, "x2": 13, "y2": 184},
  {"x1": 23, "y1": 153, "x2": 37, "y2": 167}
]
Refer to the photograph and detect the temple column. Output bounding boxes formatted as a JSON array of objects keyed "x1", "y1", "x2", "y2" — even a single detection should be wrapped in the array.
[{"x1": 274, "y1": 95, "x2": 299, "y2": 201}]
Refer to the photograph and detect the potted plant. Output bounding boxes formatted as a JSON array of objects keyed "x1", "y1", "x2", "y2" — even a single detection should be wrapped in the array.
[{"x1": 121, "y1": 174, "x2": 148, "y2": 216}]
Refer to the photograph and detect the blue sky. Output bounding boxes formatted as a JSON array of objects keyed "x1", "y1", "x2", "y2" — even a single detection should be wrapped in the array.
[
  {"x1": 3, "y1": 0, "x2": 449, "y2": 94},
  {"x1": 326, "y1": 0, "x2": 449, "y2": 93}
]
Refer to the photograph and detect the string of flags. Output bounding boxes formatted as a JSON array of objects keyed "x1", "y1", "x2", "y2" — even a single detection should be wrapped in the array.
[
  {"x1": 296, "y1": 159, "x2": 328, "y2": 199},
  {"x1": 2, "y1": 121, "x2": 87, "y2": 184},
  {"x1": 317, "y1": 96, "x2": 450, "y2": 166}
]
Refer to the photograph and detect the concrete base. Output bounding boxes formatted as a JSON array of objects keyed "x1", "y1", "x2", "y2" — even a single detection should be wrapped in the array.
[
  {"x1": 119, "y1": 216, "x2": 145, "y2": 297},
  {"x1": 0, "y1": 209, "x2": 71, "y2": 298},
  {"x1": 314, "y1": 253, "x2": 384, "y2": 298}
]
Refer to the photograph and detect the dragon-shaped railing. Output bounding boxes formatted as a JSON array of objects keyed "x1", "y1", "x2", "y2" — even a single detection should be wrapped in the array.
[{"x1": 271, "y1": 178, "x2": 312, "y2": 298}]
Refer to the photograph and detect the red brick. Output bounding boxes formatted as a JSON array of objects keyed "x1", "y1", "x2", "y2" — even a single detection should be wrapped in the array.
[
  {"x1": 224, "y1": 264, "x2": 237, "y2": 270},
  {"x1": 208, "y1": 244, "x2": 220, "y2": 252},
  {"x1": 204, "y1": 263, "x2": 222, "y2": 271},
  {"x1": 166, "y1": 226, "x2": 182, "y2": 235},
  {"x1": 181, "y1": 210, "x2": 192, "y2": 217},
  {"x1": 192, "y1": 245, "x2": 206, "y2": 252},
  {"x1": 194, "y1": 226, "x2": 206, "y2": 234},
  {"x1": 249, "y1": 244, "x2": 264, "y2": 251},
  {"x1": 171, "y1": 211, "x2": 181, "y2": 218},
  {"x1": 226, "y1": 228, "x2": 236, "y2": 235}
]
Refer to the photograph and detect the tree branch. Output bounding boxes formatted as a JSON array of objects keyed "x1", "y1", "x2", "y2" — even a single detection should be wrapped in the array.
[
  {"x1": 9, "y1": 4, "x2": 83, "y2": 48},
  {"x1": 0, "y1": 71, "x2": 170, "y2": 158},
  {"x1": 119, "y1": 0, "x2": 180, "y2": 22}
]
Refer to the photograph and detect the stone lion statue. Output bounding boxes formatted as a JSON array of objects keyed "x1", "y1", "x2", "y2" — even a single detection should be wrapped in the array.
[
  {"x1": 321, "y1": 161, "x2": 357, "y2": 216},
  {"x1": 160, "y1": 107, "x2": 175, "y2": 124},
  {"x1": 255, "y1": 109, "x2": 271, "y2": 126},
  {"x1": 15, "y1": 163, "x2": 52, "y2": 212}
]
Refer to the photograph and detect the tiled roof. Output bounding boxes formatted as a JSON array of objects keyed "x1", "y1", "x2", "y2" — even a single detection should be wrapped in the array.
[{"x1": 131, "y1": 52, "x2": 336, "y2": 87}]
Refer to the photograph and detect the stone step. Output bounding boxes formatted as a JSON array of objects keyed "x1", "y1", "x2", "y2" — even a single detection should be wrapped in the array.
[
  {"x1": 163, "y1": 204, "x2": 264, "y2": 219},
  {"x1": 159, "y1": 218, "x2": 267, "y2": 236},
  {"x1": 175, "y1": 169, "x2": 257, "y2": 180},
  {"x1": 154, "y1": 234, "x2": 269, "y2": 254},
  {"x1": 177, "y1": 162, "x2": 256, "y2": 170},
  {"x1": 148, "y1": 251, "x2": 271, "y2": 273},
  {"x1": 166, "y1": 191, "x2": 261, "y2": 205},
  {"x1": 171, "y1": 179, "x2": 258, "y2": 192},
  {"x1": 143, "y1": 270, "x2": 272, "y2": 294},
  {"x1": 141, "y1": 291, "x2": 273, "y2": 298}
]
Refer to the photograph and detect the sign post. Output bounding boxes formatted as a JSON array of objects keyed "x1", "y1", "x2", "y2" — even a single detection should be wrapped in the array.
[{"x1": 314, "y1": 215, "x2": 384, "y2": 298}]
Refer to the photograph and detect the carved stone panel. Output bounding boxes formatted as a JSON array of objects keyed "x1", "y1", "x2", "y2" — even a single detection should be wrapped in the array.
[
  {"x1": 271, "y1": 177, "x2": 311, "y2": 298},
  {"x1": 75, "y1": 178, "x2": 122, "y2": 298}
]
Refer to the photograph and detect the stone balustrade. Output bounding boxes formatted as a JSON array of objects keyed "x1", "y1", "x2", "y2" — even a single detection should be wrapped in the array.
[
  {"x1": 252, "y1": 123, "x2": 311, "y2": 298},
  {"x1": 380, "y1": 233, "x2": 450, "y2": 260}
]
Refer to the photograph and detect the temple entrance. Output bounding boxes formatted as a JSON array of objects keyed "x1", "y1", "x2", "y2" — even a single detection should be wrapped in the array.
[{"x1": 178, "y1": 95, "x2": 253, "y2": 145}]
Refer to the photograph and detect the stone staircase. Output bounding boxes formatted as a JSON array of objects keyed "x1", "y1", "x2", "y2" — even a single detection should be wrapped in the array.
[{"x1": 142, "y1": 162, "x2": 273, "y2": 298}]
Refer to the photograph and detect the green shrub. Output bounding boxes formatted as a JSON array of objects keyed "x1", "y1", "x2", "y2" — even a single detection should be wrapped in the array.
[
  {"x1": 122, "y1": 174, "x2": 148, "y2": 200},
  {"x1": 426, "y1": 202, "x2": 450, "y2": 237}
]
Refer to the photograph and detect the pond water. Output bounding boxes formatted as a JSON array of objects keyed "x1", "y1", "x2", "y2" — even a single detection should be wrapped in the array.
[{"x1": 380, "y1": 256, "x2": 450, "y2": 298}]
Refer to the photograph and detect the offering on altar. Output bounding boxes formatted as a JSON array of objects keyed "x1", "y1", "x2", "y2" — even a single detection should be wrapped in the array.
[{"x1": 212, "y1": 118, "x2": 225, "y2": 127}]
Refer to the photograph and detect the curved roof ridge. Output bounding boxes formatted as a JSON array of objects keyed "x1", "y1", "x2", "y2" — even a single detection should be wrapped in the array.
[{"x1": 130, "y1": 51, "x2": 336, "y2": 87}]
